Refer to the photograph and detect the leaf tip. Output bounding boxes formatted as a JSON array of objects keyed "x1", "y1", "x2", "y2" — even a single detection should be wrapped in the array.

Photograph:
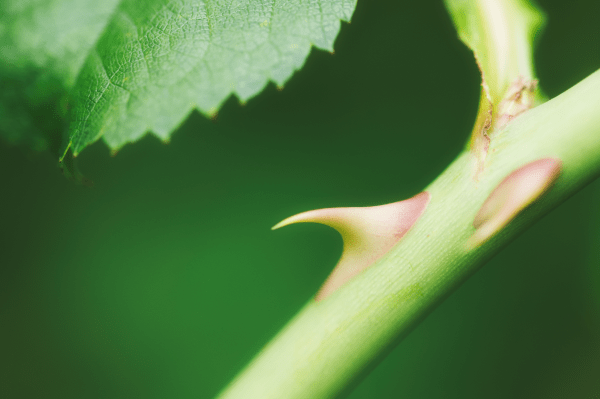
[
  {"x1": 59, "y1": 141, "x2": 72, "y2": 162},
  {"x1": 208, "y1": 107, "x2": 219, "y2": 121}
]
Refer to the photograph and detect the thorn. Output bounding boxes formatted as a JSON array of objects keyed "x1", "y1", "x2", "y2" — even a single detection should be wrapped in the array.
[
  {"x1": 469, "y1": 158, "x2": 562, "y2": 248},
  {"x1": 273, "y1": 192, "x2": 430, "y2": 301}
]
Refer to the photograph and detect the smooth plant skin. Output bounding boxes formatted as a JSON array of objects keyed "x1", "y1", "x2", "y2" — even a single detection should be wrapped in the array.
[{"x1": 443, "y1": 0, "x2": 544, "y2": 106}]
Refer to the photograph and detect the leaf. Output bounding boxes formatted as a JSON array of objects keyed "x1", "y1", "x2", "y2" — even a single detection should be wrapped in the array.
[
  {"x1": 0, "y1": 0, "x2": 357, "y2": 158},
  {"x1": 0, "y1": 0, "x2": 122, "y2": 153}
]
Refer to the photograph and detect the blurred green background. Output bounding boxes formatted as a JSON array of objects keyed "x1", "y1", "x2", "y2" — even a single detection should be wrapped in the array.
[{"x1": 1, "y1": 1, "x2": 600, "y2": 398}]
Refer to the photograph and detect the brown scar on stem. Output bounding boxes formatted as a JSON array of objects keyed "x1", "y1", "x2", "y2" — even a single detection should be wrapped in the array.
[
  {"x1": 470, "y1": 66, "x2": 538, "y2": 181},
  {"x1": 468, "y1": 158, "x2": 562, "y2": 248},
  {"x1": 471, "y1": 86, "x2": 493, "y2": 181},
  {"x1": 272, "y1": 192, "x2": 430, "y2": 301},
  {"x1": 495, "y1": 77, "x2": 538, "y2": 130},
  {"x1": 470, "y1": 56, "x2": 494, "y2": 182}
]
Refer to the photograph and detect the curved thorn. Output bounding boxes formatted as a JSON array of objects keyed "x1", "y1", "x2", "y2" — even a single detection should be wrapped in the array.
[{"x1": 273, "y1": 192, "x2": 430, "y2": 301}]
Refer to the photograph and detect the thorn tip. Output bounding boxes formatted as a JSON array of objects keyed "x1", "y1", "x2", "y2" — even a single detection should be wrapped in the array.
[{"x1": 273, "y1": 192, "x2": 430, "y2": 301}]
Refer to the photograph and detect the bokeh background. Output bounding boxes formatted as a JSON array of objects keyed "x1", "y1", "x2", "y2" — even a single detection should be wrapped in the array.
[{"x1": 1, "y1": 1, "x2": 600, "y2": 398}]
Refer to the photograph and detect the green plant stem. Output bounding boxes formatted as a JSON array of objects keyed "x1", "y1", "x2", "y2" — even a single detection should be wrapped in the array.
[{"x1": 217, "y1": 69, "x2": 600, "y2": 399}]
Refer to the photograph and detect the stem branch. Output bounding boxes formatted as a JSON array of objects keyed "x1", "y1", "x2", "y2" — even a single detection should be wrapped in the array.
[{"x1": 217, "y1": 69, "x2": 600, "y2": 399}]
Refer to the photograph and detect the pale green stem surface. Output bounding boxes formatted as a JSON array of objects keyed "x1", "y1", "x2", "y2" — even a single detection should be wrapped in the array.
[
  {"x1": 217, "y1": 69, "x2": 600, "y2": 399},
  {"x1": 444, "y1": 0, "x2": 544, "y2": 104}
]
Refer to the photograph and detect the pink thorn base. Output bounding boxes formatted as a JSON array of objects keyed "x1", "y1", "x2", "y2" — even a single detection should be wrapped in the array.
[{"x1": 274, "y1": 192, "x2": 430, "y2": 301}]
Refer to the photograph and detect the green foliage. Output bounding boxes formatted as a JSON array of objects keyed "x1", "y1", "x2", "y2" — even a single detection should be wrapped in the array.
[
  {"x1": 0, "y1": 0, "x2": 120, "y2": 153},
  {"x1": 0, "y1": 0, "x2": 356, "y2": 157}
]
